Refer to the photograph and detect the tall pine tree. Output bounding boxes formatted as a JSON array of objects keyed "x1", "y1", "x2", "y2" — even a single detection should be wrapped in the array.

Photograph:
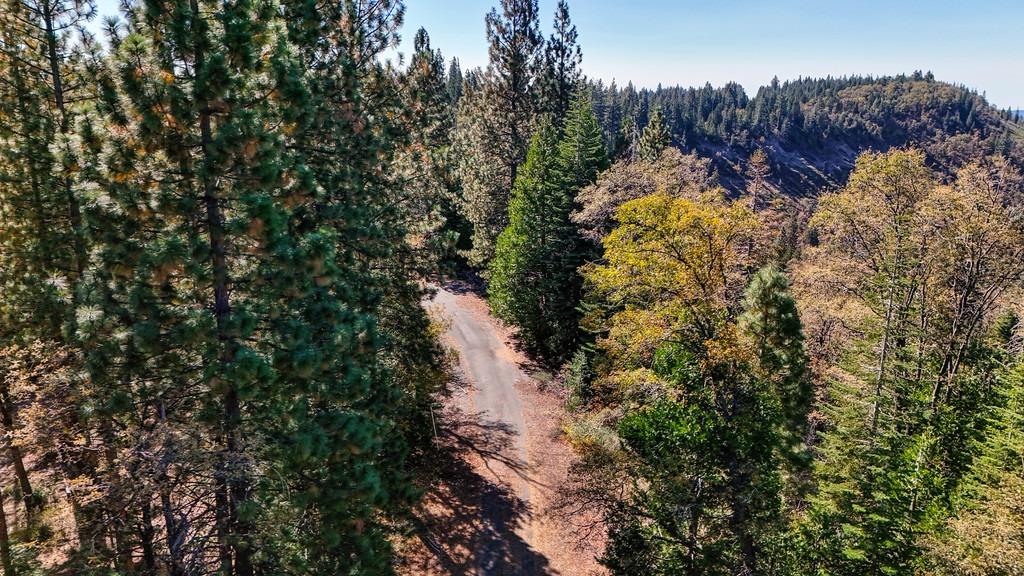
[
  {"x1": 537, "y1": 0, "x2": 581, "y2": 121},
  {"x1": 489, "y1": 91, "x2": 606, "y2": 363},
  {"x1": 455, "y1": 0, "x2": 543, "y2": 266}
]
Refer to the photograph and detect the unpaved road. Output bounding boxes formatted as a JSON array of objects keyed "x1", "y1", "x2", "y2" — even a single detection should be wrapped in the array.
[
  {"x1": 397, "y1": 284, "x2": 605, "y2": 576},
  {"x1": 434, "y1": 285, "x2": 535, "y2": 574}
]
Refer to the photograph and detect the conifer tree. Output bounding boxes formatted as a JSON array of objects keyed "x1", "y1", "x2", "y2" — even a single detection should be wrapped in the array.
[
  {"x1": 795, "y1": 152, "x2": 1024, "y2": 575},
  {"x1": 72, "y1": 1, "x2": 418, "y2": 573},
  {"x1": 388, "y1": 26, "x2": 459, "y2": 468},
  {"x1": 399, "y1": 28, "x2": 459, "y2": 270},
  {"x1": 739, "y1": 264, "x2": 813, "y2": 491},
  {"x1": 559, "y1": 90, "x2": 610, "y2": 191},
  {"x1": 0, "y1": 0, "x2": 97, "y2": 547},
  {"x1": 489, "y1": 91, "x2": 607, "y2": 363},
  {"x1": 455, "y1": 0, "x2": 543, "y2": 266},
  {"x1": 538, "y1": 0, "x2": 582, "y2": 120},
  {"x1": 453, "y1": 77, "x2": 510, "y2": 266},
  {"x1": 484, "y1": 0, "x2": 543, "y2": 183},
  {"x1": 488, "y1": 118, "x2": 563, "y2": 356},
  {"x1": 924, "y1": 313, "x2": 1024, "y2": 574},
  {"x1": 636, "y1": 107, "x2": 671, "y2": 161},
  {"x1": 446, "y1": 57, "x2": 463, "y2": 104},
  {"x1": 745, "y1": 147, "x2": 772, "y2": 211}
]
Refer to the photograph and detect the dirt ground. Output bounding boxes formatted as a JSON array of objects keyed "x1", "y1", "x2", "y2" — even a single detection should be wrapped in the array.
[{"x1": 395, "y1": 283, "x2": 606, "y2": 576}]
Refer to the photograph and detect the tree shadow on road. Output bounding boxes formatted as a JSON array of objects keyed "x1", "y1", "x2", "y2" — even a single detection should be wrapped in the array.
[
  {"x1": 400, "y1": 399, "x2": 558, "y2": 575},
  {"x1": 442, "y1": 277, "x2": 487, "y2": 297}
]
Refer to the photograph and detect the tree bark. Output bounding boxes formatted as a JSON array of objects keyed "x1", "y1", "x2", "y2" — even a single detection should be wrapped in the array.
[
  {"x1": 0, "y1": 488, "x2": 14, "y2": 576},
  {"x1": 190, "y1": 1, "x2": 253, "y2": 572},
  {"x1": 0, "y1": 385, "x2": 36, "y2": 518}
]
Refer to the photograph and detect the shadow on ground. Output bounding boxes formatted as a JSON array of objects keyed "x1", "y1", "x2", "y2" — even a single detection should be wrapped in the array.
[{"x1": 399, "y1": 398, "x2": 557, "y2": 575}]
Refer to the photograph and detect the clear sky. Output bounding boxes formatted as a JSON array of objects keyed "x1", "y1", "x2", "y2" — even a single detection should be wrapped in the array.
[{"x1": 93, "y1": 0, "x2": 1023, "y2": 108}]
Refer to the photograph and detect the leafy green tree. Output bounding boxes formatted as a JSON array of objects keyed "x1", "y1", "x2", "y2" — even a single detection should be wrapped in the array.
[{"x1": 577, "y1": 193, "x2": 803, "y2": 574}]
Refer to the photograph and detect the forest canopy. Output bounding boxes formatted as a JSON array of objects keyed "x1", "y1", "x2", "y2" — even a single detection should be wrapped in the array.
[{"x1": 0, "y1": 0, "x2": 1022, "y2": 575}]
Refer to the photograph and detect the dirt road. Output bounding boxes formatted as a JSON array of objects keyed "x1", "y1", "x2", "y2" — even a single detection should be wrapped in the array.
[{"x1": 396, "y1": 283, "x2": 604, "y2": 575}]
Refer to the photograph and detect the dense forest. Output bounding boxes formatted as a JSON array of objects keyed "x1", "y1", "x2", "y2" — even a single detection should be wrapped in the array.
[
  {"x1": 586, "y1": 74, "x2": 1024, "y2": 194},
  {"x1": 0, "y1": 0, "x2": 1022, "y2": 575}
]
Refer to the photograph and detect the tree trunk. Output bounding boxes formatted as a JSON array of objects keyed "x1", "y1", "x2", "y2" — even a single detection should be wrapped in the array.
[
  {"x1": 41, "y1": 0, "x2": 86, "y2": 285},
  {"x1": 190, "y1": 1, "x2": 252, "y2": 572},
  {"x1": 0, "y1": 489, "x2": 14, "y2": 576},
  {"x1": 727, "y1": 465, "x2": 758, "y2": 575},
  {"x1": 139, "y1": 503, "x2": 157, "y2": 575},
  {"x1": 0, "y1": 385, "x2": 36, "y2": 518},
  {"x1": 870, "y1": 273, "x2": 898, "y2": 437}
]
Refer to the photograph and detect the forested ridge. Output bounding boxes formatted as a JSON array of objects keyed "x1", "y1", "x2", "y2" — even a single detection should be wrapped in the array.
[
  {"x1": 585, "y1": 74, "x2": 1024, "y2": 195},
  {"x1": 0, "y1": 0, "x2": 1022, "y2": 575}
]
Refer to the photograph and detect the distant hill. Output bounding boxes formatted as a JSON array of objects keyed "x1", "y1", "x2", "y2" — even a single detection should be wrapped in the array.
[{"x1": 589, "y1": 74, "x2": 1024, "y2": 196}]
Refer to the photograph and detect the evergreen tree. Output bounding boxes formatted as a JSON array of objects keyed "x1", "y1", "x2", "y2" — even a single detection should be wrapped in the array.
[
  {"x1": 399, "y1": 28, "x2": 460, "y2": 270},
  {"x1": 745, "y1": 147, "x2": 772, "y2": 211},
  {"x1": 559, "y1": 90, "x2": 610, "y2": 191},
  {"x1": 452, "y1": 77, "x2": 510, "y2": 267},
  {"x1": 537, "y1": 0, "x2": 582, "y2": 120},
  {"x1": 636, "y1": 107, "x2": 671, "y2": 161},
  {"x1": 446, "y1": 57, "x2": 463, "y2": 104},
  {"x1": 795, "y1": 152, "x2": 1024, "y2": 575},
  {"x1": 0, "y1": 0, "x2": 98, "y2": 555},
  {"x1": 73, "y1": 0, "x2": 417, "y2": 572},
  {"x1": 489, "y1": 92, "x2": 607, "y2": 363},
  {"x1": 924, "y1": 313, "x2": 1024, "y2": 575},
  {"x1": 739, "y1": 265, "x2": 813, "y2": 490},
  {"x1": 455, "y1": 0, "x2": 543, "y2": 266},
  {"x1": 388, "y1": 27, "x2": 459, "y2": 469}
]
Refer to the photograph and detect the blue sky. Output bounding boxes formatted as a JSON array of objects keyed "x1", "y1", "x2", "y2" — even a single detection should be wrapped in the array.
[{"x1": 93, "y1": 0, "x2": 1023, "y2": 107}]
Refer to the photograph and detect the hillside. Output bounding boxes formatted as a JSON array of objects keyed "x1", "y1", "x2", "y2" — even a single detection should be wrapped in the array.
[{"x1": 590, "y1": 74, "x2": 1024, "y2": 195}]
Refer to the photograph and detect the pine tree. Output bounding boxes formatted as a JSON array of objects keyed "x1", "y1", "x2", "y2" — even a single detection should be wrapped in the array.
[
  {"x1": 453, "y1": 77, "x2": 510, "y2": 267},
  {"x1": 739, "y1": 265, "x2": 813, "y2": 491},
  {"x1": 489, "y1": 91, "x2": 606, "y2": 363},
  {"x1": 455, "y1": 0, "x2": 543, "y2": 266},
  {"x1": 399, "y1": 28, "x2": 459, "y2": 271},
  {"x1": 446, "y1": 57, "x2": 463, "y2": 104},
  {"x1": 745, "y1": 147, "x2": 772, "y2": 211},
  {"x1": 388, "y1": 27, "x2": 459, "y2": 468},
  {"x1": 72, "y1": 1, "x2": 417, "y2": 573},
  {"x1": 537, "y1": 0, "x2": 581, "y2": 120},
  {"x1": 636, "y1": 107, "x2": 671, "y2": 161},
  {"x1": 0, "y1": 0, "x2": 97, "y2": 549}
]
